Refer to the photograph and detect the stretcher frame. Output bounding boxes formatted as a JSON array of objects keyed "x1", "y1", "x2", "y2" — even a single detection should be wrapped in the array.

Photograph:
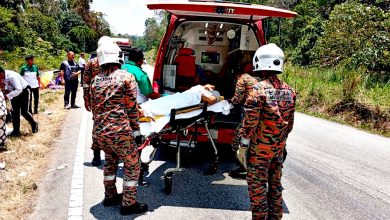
[{"x1": 138, "y1": 102, "x2": 219, "y2": 195}]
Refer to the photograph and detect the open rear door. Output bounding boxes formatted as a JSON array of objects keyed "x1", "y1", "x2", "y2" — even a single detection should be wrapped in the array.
[{"x1": 147, "y1": 0, "x2": 297, "y2": 21}]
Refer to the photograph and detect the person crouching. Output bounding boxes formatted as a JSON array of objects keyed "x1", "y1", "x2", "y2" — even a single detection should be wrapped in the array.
[
  {"x1": 90, "y1": 41, "x2": 148, "y2": 215},
  {"x1": 0, "y1": 67, "x2": 38, "y2": 137}
]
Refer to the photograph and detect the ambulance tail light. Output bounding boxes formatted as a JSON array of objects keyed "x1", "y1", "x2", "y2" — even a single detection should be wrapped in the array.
[{"x1": 153, "y1": 81, "x2": 159, "y2": 93}]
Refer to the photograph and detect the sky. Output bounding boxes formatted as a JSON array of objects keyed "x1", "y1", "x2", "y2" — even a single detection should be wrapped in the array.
[{"x1": 91, "y1": 0, "x2": 156, "y2": 36}]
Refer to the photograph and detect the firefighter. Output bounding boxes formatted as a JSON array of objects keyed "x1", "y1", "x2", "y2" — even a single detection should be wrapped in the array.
[
  {"x1": 229, "y1": 62, "x2": 259, "y2": 179},
  {"x1": 90, "y1": 41, "x2": 147, "y2": 215},
  {"x1": 238, "y1": 43, "x2": 296, "y2": 220},
  {"x1": 83, "y1": 36, "x2": 112, "y2": 166}
]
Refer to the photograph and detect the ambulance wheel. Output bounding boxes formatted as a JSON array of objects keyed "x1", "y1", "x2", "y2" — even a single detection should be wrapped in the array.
[{"x1": 164, "y1": 174, "x2": 172, "y2": 195}]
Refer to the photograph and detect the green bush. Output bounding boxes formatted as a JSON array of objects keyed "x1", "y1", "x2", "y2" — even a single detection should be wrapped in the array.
[{"x1": 313, "y1": 2, "x2": 390, "y2": 81}]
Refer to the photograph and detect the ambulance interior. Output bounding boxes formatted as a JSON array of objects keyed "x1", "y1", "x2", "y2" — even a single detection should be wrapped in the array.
[
  {"x1": 161, "y1": 21, "x2": 260, "y2": 127},
  {"x1": 162, "y1": 21, "x2": 259, "y2": 98}
]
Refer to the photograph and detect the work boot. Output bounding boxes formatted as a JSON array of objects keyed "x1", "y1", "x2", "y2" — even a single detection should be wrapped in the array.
[
  {"x1": 229, "y1": 165, "x2": 247, "y2": 179},
  {"x1": 31, "y1": 122, "x2": 39, "y2": 133},
  {"x1": 0, "y1": 143, "x2": 7, "y2": 152},
  {"x1": 102, "y1": 193, "x2": 122, "y2": 207},
  {"x1": 9, "y1": 131, "x2": 20, "y2": 137},
  {"x1": 120, "y1": 202, "x2": 148, "y2": 215},
  {"x1": 92, "y1": 150, "x2": 101, "y2": 166}
]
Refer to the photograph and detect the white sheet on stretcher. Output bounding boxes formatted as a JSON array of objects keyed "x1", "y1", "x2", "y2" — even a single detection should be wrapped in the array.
[{"x1": 139, "y1": 100, "x2": 233, "y2": 136}]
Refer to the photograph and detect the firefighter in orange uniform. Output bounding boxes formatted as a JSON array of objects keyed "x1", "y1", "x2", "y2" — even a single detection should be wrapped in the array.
[
  {"x1": 90, "y1": 41, "x2": 147, "y2": 215},
  {"x1": 238, "y1": 43, "x2": 296, "y2": 220}
]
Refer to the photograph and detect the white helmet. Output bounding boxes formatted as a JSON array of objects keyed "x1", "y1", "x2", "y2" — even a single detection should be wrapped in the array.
[
  {"x1": 253, "y1": 43, "x2": 285, "y2": 73},
  {"x1": 98, "y1": 36, "x2": 113, "y2": 48},
  {"x1": 97, "y1": 42, "x2": 122, "y2": 66}
]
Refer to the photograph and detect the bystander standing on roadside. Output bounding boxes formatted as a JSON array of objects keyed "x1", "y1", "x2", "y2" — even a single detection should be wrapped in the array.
[
  {"x1": 0, "y1": 67, "x2": 38, "y2": 137},
  {"x1": 20, "y1": 55, "x2": 40, "y2": 114},
  {"x1": 78, "y1": 52, "x2": 86, "y2": 87},
  {"x1": 60, "y1": 51, "x2": 80, "y2": 109}
]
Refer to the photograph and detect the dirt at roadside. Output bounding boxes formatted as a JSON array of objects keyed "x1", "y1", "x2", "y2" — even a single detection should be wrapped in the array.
[
  {"x1": 0, "y1": 90, "x2": 66, "y2": 220},
  {"x1": 329, "y1": 101, "x2": 390, "y2": 136}
]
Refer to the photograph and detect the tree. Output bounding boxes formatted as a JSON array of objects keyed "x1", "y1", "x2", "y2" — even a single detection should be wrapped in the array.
[
  {"x1": 68, "y1": 25, "x2": 95, "y2": 52},
  {"x1": 0, "y1": 6, "x2": 20, "y2": 51},
  {"x1": 313, "y1": 2, "x2": 390, "y2": 81},
  {"x1": 0, "y1": 0, "x2": 25, "y2": 11},
  {"x1": 59, "y1": 12, "x2": 86, "y2": 35},
  {"x1": 143, "y1": 18, "x2": 162, "y2": 51},
  {"x1": 68, "y1": 0, "x2": 93, "y2": 24},
  {"x1": 18, "y1": 7, "x2": 61, "y2": 46},
  {"x1": 282, "y1": 0, "x2": 325, "y2": 65},
  {"x1": 28, "y1": 0, "x2": 64, "y2": 18}
]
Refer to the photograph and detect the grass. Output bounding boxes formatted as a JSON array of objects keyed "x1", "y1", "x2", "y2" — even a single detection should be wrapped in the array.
[
  {"x1": 0, "y1": 89, "x2": 66, "y2": 220},
  {"x1": 282, "y1": 64, "x2": 390, "y2": 137}
]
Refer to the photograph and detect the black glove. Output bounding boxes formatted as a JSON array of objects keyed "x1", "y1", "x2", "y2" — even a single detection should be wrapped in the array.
[
  {"x1": 135, "y1": 135, "x2": 145, "y2": 146},
  {"x1": 132, "y1": 130, "x2": 145, "y2": 146},
  {"x1": 150, "y1": 137, "x2": 161, "y2": 148}
]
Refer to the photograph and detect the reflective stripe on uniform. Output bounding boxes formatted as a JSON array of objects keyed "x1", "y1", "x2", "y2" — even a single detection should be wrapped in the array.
[
  {"x1": 241, "y1": 137, "x2": 250, "y2": 145},
  {"x1": 104, "y1": 175, "x2": 116, "y2": 181},
  {"x1": 123, "y1": 180, "x2": 138, "y2": 187}
]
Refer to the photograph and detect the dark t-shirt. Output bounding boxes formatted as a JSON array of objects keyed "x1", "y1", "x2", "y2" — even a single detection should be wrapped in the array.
[
  {"x1": 61, "y1": 60, "x2": 79, "y2": 81},
  {"x1": 60, "y1": 60, "x2": 79, "y2": 72}
]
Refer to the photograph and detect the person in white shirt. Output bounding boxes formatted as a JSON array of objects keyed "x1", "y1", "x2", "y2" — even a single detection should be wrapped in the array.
[
  {"x1": 0, "y1": 67, "x2": 38, "y2": 137},
  {"x1": 78, "y1": 53, "x2": 86, "y2": 87}
]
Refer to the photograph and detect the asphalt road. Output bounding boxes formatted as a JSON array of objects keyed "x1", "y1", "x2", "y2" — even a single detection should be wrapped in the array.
[{"x1": 29, "y1": 96, "x2": 390, "y2": 220}]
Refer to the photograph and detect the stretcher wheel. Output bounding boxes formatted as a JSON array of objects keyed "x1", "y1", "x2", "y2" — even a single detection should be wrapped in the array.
[
  {"x1": 205, "y1": 162, "x2": 219, "y2": 175},
  {"x1": 164, "y1": 174, "x2": 172, "y2": 195}
]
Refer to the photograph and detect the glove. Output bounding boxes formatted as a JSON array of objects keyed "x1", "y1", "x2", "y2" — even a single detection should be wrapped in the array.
[
  {"x1": 237, "y1": 137, "x2": 250, "y2": 168},
  {"x1": 132, "y1": 130, "x2": 145, "y2": 146},
  {"x1": 150, "y1": 137, "x2": 160, "y2": 148},
  {"x1": 135, "y1": 135, "x2": 145, "y2": 146},
  {"x1": 237, "y1": 145, "x2": 248, "y2": 169}
]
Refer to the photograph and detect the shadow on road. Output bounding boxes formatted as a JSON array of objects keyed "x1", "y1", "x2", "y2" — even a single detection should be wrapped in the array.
[
  {"x1": 83, "y1": 160, "x2": 105, "y2": 169},
  {"x1": 89, "y1": 144, "x2": 289, "y2": 219}
]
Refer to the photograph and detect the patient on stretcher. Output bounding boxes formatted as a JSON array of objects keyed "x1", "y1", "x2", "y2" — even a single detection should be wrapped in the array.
[{"x1": 139, "y1": 84, "x2": 222, "y2": 117}]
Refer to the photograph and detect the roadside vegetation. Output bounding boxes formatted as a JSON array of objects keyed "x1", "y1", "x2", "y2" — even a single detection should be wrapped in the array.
[
  {"x1": 0, "y1": 90, "x2": 66, "y2": 220},
  {"x1": 0, "y1": 0, "x2": 110, "y2": 70},
  {"x1": 282, "y1": 65, "x2": 390, "y2": 137}
]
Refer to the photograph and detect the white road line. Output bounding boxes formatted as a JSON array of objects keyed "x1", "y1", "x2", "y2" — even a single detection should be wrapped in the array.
[{"x1": 68, "y1": 110, "x2": 87, "y2": 220}]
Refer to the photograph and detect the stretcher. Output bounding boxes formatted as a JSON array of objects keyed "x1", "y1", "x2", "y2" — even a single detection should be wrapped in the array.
[{"x1": 138, "y1": 100, "x2": 232, "y2": 194}]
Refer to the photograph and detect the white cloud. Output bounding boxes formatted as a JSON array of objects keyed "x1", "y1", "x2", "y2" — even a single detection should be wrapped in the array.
[{"x1": 91, "y1": 0, "x2": 155, "y2": 36}]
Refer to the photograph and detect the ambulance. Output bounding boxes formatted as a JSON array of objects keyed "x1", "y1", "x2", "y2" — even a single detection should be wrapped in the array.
[{"x1": 146, "y1": 0, "x2": 297, "y2": 144}]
